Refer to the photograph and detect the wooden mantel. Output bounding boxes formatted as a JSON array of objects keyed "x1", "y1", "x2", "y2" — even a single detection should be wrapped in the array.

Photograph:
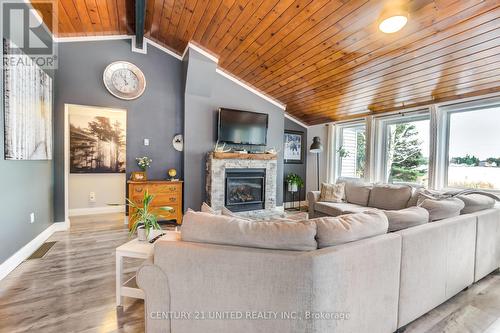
[{"x1": 211, "y1": 152, "x2": 277, "y2": 160}]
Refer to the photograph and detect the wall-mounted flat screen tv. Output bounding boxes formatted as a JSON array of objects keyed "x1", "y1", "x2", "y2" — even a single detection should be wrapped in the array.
[{"x1": 218, "y1": 108, "x2": 268, "y2": 146}]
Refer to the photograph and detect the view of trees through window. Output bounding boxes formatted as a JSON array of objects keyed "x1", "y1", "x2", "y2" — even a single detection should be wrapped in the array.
[
  {"x1": 448, "y1": 107, "x2": 500, "y2": 189},
  {"x1": 385, "y1": 119, "x2": 429, "y2": 185},
  {"x1": 339, "y1": 125, "x2": 366, "y2": 178}
]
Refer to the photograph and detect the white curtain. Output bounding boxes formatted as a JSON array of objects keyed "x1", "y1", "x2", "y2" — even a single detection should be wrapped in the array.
[{"x1": 326, "y1": 123, "x2": 336, "y2": 183}]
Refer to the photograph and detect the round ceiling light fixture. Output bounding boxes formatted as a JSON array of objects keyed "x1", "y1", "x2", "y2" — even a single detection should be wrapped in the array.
[{"x1": 379, "y1": 14, "x2": 408, "y2": 33}]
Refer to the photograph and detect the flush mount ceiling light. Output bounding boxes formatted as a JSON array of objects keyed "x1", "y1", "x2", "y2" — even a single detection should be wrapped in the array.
[{"x1": 379, "y1": 15, "x2": 408, "y2": 33}]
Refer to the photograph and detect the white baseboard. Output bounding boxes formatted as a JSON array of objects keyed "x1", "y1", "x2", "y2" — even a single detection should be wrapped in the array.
[
  {"x1": 69, "y1": 205, "x2": 125, "y2": 217},
  {"x1": 0, "y1": 220, "x2": 70, "y2": 281}
]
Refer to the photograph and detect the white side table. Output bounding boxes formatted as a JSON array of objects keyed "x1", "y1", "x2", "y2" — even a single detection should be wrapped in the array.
[{"x1": 115, "y1": 238, "x2": 154, "y2": 307}]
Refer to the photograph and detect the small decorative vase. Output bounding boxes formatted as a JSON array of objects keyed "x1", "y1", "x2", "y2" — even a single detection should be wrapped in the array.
[{"x1": 137, "y1": 226, "x2": 147, "y2": 241}]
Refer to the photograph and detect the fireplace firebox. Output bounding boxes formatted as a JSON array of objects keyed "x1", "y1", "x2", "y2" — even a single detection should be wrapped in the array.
[{"x1": 225, "y1": 168, "x2": 266, "y2": 212}]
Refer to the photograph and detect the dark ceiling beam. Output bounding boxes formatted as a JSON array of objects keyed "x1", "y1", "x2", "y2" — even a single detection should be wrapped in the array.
[{"x1": 135, "y1": 0, "x2": 146, "y2": 49}]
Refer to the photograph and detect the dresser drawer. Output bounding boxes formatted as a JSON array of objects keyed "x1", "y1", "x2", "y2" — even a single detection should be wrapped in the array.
[
  {"x1": 151, "y1": 205, "x2": 180, "y2": 220},
  {"x1": 131, "y1": 192, "x2": 180, "y2": 205},
  {"x1": 131, "y1": 183, "x2": 181, "y2": 194}
]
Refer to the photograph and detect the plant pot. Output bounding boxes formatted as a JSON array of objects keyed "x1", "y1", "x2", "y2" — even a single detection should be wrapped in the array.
[
  {"x1": 288, "y1": 182, "x2": 298, "y2": 192},
  {"x1": 137, "y1": 226, "x2": 147, "y2": 241}
]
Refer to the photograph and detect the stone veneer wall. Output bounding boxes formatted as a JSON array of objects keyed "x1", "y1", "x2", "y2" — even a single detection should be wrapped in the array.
[{"x1": 206, "y1": 153, "x2": 277, "y2": 212}]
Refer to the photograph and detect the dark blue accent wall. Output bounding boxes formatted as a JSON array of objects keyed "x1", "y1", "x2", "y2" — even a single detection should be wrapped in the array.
[{"x1": 53, "y1": 40, "x2": 184, "y2": 221}]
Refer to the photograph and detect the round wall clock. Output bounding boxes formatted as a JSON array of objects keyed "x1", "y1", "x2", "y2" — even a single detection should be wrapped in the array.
[{"x1": 103, "y1": 61, "x2": 146, "y2": 100}]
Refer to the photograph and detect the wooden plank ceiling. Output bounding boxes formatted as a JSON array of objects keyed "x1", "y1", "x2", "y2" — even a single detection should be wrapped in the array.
[{"x1": 34, "y1": 0, "x2": 500, "y2": 124}]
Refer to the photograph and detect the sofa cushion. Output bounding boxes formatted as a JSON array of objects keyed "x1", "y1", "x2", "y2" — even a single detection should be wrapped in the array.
[
  {"x1": 314, "y1": 202, "x2": 367, "y2": 217},
  {"x1": 368, "y1": 184, "x2": 412, "y2": 210},
  {"x1": 406, "y1": 187, "x2": 424, "y2": 207},
  {"x1": 457, "y1": 194, "x2": 496, "y2": 214},
  {"x1": 312, "y1": 210, "x2": 388, "y2": 248},
  {"x1": 383, "y1": 207, "x2": 429, "y2": 232},
  {"x1": 417, "y1": 197, "x2": 465, "y2": 222},
  {"x1": 319, "y1": 182, "x2": 345, "y2": 203},
  {"x1": 181, "y1": 211, "x2": 317, "y2": 251},
  {"x1": 337, "y1": 178, "x2": 372, "y2": 206}
]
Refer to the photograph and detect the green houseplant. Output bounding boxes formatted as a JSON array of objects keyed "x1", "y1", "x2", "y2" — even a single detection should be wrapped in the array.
[
  {"x1": 285, "y1": 173, "x2": 304, "y2": 193},
  {"x1": 127, "y1": 190, "x2": 173, "y2": 241}
]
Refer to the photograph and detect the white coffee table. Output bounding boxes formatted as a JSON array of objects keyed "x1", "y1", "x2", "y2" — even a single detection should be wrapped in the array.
[{"x1": 115, "y1": 238, "x2": 154, "y2": 307}]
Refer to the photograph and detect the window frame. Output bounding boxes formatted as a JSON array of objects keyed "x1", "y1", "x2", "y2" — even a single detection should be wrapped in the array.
[
  {"x1": 334, "y1": 121, "x2": 367, "y2": 181},
  {"x1": 442, "y1": 99, "x2": 500, "y2": 192},
  {"x1": 327, "y1": 95, "x2": 500, "y2": 193},
  {"x1": 374, "y1": 110, "x2": 431, "y2": 186}
]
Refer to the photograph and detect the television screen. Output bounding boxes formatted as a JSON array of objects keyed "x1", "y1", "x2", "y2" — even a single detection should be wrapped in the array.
[{"x1": 218, "y1": 108, "x2": 268, "y2": 146}]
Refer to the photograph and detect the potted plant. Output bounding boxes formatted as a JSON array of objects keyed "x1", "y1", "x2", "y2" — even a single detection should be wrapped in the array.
[
  {"x1": 337, "y1": 146, "x2": 350, "y2": 158},
  {"x1": 285, "y1": 173, "x2": 304, "y2": 193},
  {"x1": 135, "y1": 156, "x2": 152, "y2": 179},
  {"x1": 127, "y1": 190, "x2": 173, "y2": 241}
]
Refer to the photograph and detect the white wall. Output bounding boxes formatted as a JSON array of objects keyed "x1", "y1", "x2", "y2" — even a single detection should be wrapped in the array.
[
  {"x1": 69, "y1": 173, "x2": 125, "y2": 211},
  {"x1": 306, "y1": 124, "x2": 329, "y2": 194}
]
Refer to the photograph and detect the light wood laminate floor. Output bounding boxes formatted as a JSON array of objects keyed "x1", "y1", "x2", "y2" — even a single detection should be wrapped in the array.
[{"x1": 1, "y1": 213, "x2": 500, "y2": 333}]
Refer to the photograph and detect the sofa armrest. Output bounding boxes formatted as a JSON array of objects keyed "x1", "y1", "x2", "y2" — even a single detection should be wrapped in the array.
[
  {"x1": 137, "y1": 263, "x2": 171, "y2": 333},
  {"x1": 307, "y1": 191, "x2": 321, "y2": 217}
]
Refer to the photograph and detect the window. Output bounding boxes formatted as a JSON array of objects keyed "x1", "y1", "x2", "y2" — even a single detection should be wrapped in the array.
[
  {"x1": 337, "y1": 124, "x2": 366, "y2": 179},
  {"x1": 381, "y1": 115, "x2": 430, "y2": 186},
  {"x1": 447, "y1": 106, "x2": 500, "y2": 190}
]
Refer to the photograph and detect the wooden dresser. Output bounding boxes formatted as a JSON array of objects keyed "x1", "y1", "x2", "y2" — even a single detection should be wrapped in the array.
[{"x1": 127, "y1": 180, "x2": 183, "y2": 229}]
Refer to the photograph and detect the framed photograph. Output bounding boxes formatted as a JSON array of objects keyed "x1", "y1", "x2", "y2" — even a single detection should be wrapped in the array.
[
  {"x1": 130, "y1": 171, "x2": 147, "y2": 181},
  {"x1": 3, "y1": 39, "x2": 53, "y2": 160},
  {"x1": 284, "y1": 130, "x2": 304, "y2": 164},
  {"x1": 69, "y1": 105, "x2": 126, "y2": 173}
]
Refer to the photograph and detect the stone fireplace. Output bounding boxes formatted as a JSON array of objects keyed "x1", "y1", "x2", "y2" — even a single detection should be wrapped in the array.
[{"x1": 206, "y1": 152, "x2": 277, "y2": 213}]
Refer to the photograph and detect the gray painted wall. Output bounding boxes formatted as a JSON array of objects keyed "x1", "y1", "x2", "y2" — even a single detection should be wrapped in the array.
[
  {"x1": 0, "y1": 0, "x2": 54, "y2": 264},
  {"x1": 284, "y1": 118, "x2": 308, "y2": 204},
  {"x1": 183, "y1": 49, "x2": 285, "y2": 211},
  {"x1": 54, "y1": 40, "x2": 184, "y2": 221}
]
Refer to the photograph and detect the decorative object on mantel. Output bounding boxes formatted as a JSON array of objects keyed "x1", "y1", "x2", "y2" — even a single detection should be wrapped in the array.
[
  {"x1": 310, "y1": 136, "x2": 323, "y2": 191},
  {"x1": 214, "y1": 141, "x2": 231, "y2": 153},
  {"x1": 284, "y1": 130, "x2": 305, "y2": 164},
  {"x1": 103, "y1": 61, "x2": 146, "y2": 100},
  {"x1": 167, "y1": 168, "x2": 178, "y2": 181},
  {"x1": 127, "y1": 190, "x2": 173, "y2": 241},
  {"x1": 172, "y1": 134, "x2": 184, "y2": 151},
  {"x1": 285, "y1": 173, "x2": 304, "y2": 211}
]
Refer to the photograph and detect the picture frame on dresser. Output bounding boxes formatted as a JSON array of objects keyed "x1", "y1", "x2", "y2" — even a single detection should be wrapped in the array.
[{"x1": 284, "y1": 130, "x2": 305, "y2": 164}]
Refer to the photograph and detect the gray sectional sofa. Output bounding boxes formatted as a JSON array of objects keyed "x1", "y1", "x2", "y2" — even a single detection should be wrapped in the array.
[{"x1": 136, "y1": 181, "x2": 500, "y2": 333}]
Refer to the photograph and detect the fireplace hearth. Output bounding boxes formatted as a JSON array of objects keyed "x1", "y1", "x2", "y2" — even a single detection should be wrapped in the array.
[{"x1": 225, "y1": 168, "x2": 266, "y2": 212}]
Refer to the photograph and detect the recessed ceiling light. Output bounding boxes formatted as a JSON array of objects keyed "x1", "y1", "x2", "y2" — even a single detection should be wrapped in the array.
[{"x1": 379, "y1": 15, "x2": 408, "y2": 33}]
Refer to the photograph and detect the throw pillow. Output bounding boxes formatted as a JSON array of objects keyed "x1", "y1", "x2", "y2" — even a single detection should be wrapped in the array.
[
  {"x1": 457, "y1": 194, "x2": 496, "y2": 214},
  {"x1": 337, "y1": 178, "x2": 372, "y2": 206},
  {"x1": 220, "y1": 206, "x2": 253, "y2": 221},
  {"x1": 311, "y1": 210, "x2": 388, "y2": 248},
  {"x1": 319, "y1": 182, "x2": 345, "y2": 203},
  {"x1": 417, "y1": 197, "x2": 465, "y2": 222},
  {"x1": 368, "y1": 184, "x2": 412, "y2": 210},
  {"x1": 181, "y1": 210, "x2": 317, "y2": 251},
  {"x1": 383, "y1": 206, "x2": 429, "y2": 232},
  {"x1": 201, "y1": 202, "x2": 217, "y2": 214}
]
